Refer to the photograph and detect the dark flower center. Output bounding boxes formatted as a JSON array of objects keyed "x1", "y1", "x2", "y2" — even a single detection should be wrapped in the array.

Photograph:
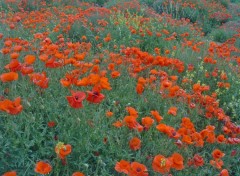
[
  {"x1": 136, "y1": 167, "x2": 142, "y2": 172},
  {"x1": 74, "y1": 96, "x2": 79, "y2": 100},
  {"x1": 93, "y1": 91, "x2": 99, "y2": 96}
]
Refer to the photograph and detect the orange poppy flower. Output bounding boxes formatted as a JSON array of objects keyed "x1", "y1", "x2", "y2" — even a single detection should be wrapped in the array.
[
  {"x1": 29, "y1": 72, "x2": 49, "y2": 89},
  {"x1": 156, "y1": 123, "x2": 179, "y2": 138},
  {"x1": 150, "y1": 110, "x2": 163, "y2": 123},
  {"x1": 59, "y1": 144, "x2": 72, "y2": 156},
  {"x1": 106, "y1": 111, "x2": 113, "y2": 117},
  {"x1": 112, "y1": 121, "x2": 123, "y2": 128},
  {"x1": 0, "y1": 72, "x2": 18, "y2": 83},
  {"x1": 220, "y1": 169, "x2": 229, "y2": 176},
  {"x1": 210, "y1": 159, "x2": 223, "y2": 170},
  {"x1": 136, "y1": 83, "x2": 144, "y2": 94},
  {"x1": 129, "y1": 137, "x2": 141, "y2": 151},
  {"x1": 168, "y1": 107, "x2": 178, "y2": 116},
  {"x1": 55, "y1": 142, "x2": 72, "y2": 159},
  {"x1": 169, "y1": 153, "x2": 184, "y2": 170},
  {"x1": 39, "y1": 54, "x2": 48, "y2": 62},
  {"x1": 182, "y1": 135, "x2": 193, "y2": 145},
  {"x1": 13, "y1": 45, "x2": 23, "y2": 52},
  {"x1": 123, "y1": 116, "x2": 138, "y2": 129},
  {"x1": 126, "y1": 107, "x2": 138, "y2": 118},
  {"x1": 86, "y1": 90, "x2": 105, "y2": 104},
  {"x1": 108, "y1": 63, "x2": 115, "y2": 71},
  {"x1": 115, "y1": 160, "x2": 131, "y2": 174},
  {"x1": 141, "y1": 116, "x2": 154, "y2": 129},
  {"x1": 129, "y1": 162, "x2": 148, "y2": 176},
  {"x1": 152, "y1": 155, "x2": 172, "y2": 174},
  {"x1": 217, "y1": 135, "x2": 226, "y2": 143},
  {"x1": 4, "y1": 40, "x2": 12, "y2": 47},
  {"x1": 123, "y1": 115, "x2": 143, "y2": 132},
  {"x1": 66, "y1": 91, "x2": 86, "y2": 108},
  {"x1": 72, "y1": 172, "x2": 85, "y2": 176},
  {"x1": 10, "y1": 52, "x2": 19, "y2": 59},
  {"x1": 2, "y1": 171, "x2": 17, "y2": 176},
  {"x1": 0, "y1": 97, "x2": 23, "y2": 115},
  {"x1": 1, "y1": 47, "x2": 11, "y2": 55},
  {"x1": 212, "y1": 149, "x2": 225, "y2": 160},
  {"x1": 34, "y1": 161, "x2": 52, "y2": 175},
  {"x1": 24, "y1": 55, "x2": 36, "y2": 65},
  {"x1": 111, "y1": 71, "x2": 121, "y2": 78},
  {"x1": 74, "y1": 53, "x2": 86, "y2": 61}
]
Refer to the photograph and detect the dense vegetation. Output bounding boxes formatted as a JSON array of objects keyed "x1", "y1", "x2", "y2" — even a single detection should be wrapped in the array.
[{"x1": 0, "y1": 0, "x2": 239, "y2": 175}]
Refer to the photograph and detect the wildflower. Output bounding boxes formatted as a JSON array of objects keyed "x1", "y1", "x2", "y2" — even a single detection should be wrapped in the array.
[
  {"x1": 150, "y1": 110, "x2": 163, "y2": 123},
  {"x1": 112, "y1": 121, "x2": 123, "y2": 128},
  {"x1": 24, "y1": 55, "x2": 36, "y2": 65},
  {"x1": 129, "y1": 162, "x2": 148, "y2": 176},
  {"x1": 141, "y1": 117, "x2": 154, "y2": 130},
  {"x1": 86, "y1": 90, "x2": 105, "y2": 104},
  {"x1": 124, "y1": 116, "x2": 143, "y2": 132},
  {"x1": 129, "y1": 137, "x2": 141, "y2": 151},
  {"x1": 217, "y1": 135, "x2": 226, "y2": 143},
  {"x1": 210, "y1": 159, "x2": 224, "y2": 170},
  {"x1": 212, "y1": 149, "x2": 225, "y2": 160},
  {"x1": 111, "y1": 71, "x2": 121, "y2": 78},
  {"x1": 168, "y1": 107, "x2": 178, "y2": 116},
  {"x1": 29, "y1": 72, "x2": 49, "y2": 89},
  {"x1": 10, "y1": 52, "x2": 19, "y2": 59},
  {"x1": 0, "y1": 72, "x2": 18, "y2": 83},
  {"x1": 66, "y1": 91, "x2": 86, "y2": 108},
  {"x1": 0, "y1": 97, "x2": 23, "y2": 115},
  {"x1": 2, "y1": 171, "x2": 17, "y2": 176},
  {"x1": 72, "y1": 172, "x2": 85, "y2": 176},
  {"x1": 188, "y1": 154, "x2": 204, "y2": 167},
  {"x1": 48, "y1": 121, "x2": 56, "y2": 128},
  {"x1": 55, "y1": 142, "x2": 72, "y2": 159},
  {"x1": 115, "y1": 160, "x2": 131, "y2": 174},
  {"x1": 220, "y1": 169, "x2": 229, "y2": 176},
  {"x1": 34, "y1": 161, "x2": 52, "y2": 175},
  {"x1": 105, "y1": 111, "x2": 113, "y2": 117},
  {"x1": 169, "y1": 153, "x2": 184, "y2": 170},
  {"x1": 152, "y1": 155, "x2": 172, "y2": 174},
  {"x1": 126, "y1": 107, "x2": 138, "y2": 118}
]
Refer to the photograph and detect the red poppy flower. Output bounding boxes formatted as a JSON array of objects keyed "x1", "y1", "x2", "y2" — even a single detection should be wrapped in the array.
[
  {"x1": 66, "y1": 91, "x2": 86, "y2": 108},
  {"x1": 129, "y1": 162, "x2": 148, "y2": 176},
  {"x1": 191, "y1": 154, "x2": 204, "y2": 167},
  {"x1": 86, "y1": 90, "x2": 105, "y2": 104}
]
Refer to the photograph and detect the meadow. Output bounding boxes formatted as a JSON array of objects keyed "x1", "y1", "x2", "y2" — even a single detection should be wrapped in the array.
[{"x1": 0, "y1": 0, "x2": 239, "y2": 175}]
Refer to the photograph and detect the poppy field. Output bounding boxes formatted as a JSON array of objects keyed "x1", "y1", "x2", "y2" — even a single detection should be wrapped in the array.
[{"x1": 0, "y1": 0, "x2": 240, "y2": 175}]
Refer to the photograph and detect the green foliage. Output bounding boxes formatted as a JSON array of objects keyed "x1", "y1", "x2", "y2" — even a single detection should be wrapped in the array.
[
  {"x1": 211, "y1": 28, "x2": 237, "y2": 43},
  {"x1": 0, "y1": 0, "x2": 240, "y2": 175}
]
